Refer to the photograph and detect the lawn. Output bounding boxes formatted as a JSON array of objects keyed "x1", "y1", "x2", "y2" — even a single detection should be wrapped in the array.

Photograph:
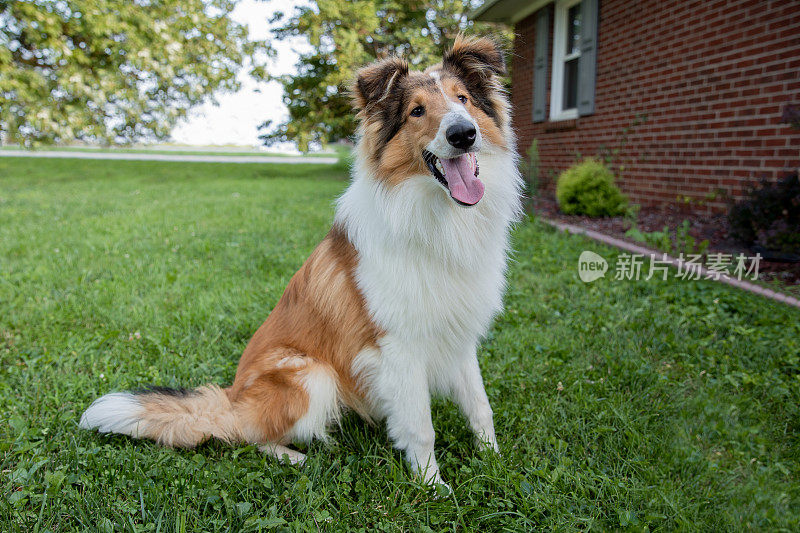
[
  {"x1": 1, "y1": 156, "x2": 799, "y2": 531},
  {"x1": 0, "y1": 145, "x2": 342, "y2": 158}
]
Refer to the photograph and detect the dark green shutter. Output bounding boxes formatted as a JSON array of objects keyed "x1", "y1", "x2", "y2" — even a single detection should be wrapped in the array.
[
  {"x1": 532, "y1": 9, "x2": 549, "y2": 123},
  {"x1": 577, "y1": 0, "x2": 599, "y2": 116}
]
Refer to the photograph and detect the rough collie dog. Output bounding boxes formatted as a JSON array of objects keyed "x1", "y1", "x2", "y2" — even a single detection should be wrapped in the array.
[{"x1": 80, "y1": 36, "x2": 522, "y2": 488}]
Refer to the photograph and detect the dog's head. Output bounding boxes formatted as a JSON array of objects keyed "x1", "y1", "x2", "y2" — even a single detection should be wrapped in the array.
[{"x1": 352, "y1": 36, "x2": 509, "y2": 207}]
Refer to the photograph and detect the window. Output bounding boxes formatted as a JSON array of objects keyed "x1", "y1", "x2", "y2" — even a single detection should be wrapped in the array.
[
  {"x1": 532, "y1": 0, "x2": 597, "y2": 124},
  {"x1": 550, "y1": 0, "x2": 583, "y2": 120}
]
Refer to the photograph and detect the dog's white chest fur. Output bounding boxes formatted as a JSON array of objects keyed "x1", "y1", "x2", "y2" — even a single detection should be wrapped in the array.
[
  {"x1": 336, "y1": 151, "x2": 522, "y2": 395},
  {"x1": 78, "y1": 36, "x2": 523, "y2": 490}
]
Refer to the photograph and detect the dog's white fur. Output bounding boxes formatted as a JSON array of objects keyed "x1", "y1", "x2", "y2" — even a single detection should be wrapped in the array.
[
  {"x1": 335, "y1": 139, "x2": 523, "y2": 484},
  {"x1": 79, "y1": 42, "x2": 522, "y2": 489},
  {"x1": 79, "y1": 125, "x2": 521, "y2": 488},
  {"x1": 80, "y1": 392, "x2": 144, "y2": 437}
]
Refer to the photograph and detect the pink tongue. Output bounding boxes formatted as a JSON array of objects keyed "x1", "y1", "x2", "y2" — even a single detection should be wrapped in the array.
[{"x1": 441, "y1": 154, "x2": 484, "y2": 205}]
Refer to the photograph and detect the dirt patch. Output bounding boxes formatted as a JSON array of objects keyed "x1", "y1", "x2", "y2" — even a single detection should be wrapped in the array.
[{"x1": 534, "y1": 196, "x2": 800, "y2": 291}]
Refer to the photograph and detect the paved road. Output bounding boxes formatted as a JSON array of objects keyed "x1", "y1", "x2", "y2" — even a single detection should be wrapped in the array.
[{"x1": 0, "y1": 150, "x2": 339, "y2": 165}]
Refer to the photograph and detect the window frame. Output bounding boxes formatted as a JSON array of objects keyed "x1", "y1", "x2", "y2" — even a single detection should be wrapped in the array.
[{"x1": 550, "y1": 0, "x2": 583, "y2": 121}]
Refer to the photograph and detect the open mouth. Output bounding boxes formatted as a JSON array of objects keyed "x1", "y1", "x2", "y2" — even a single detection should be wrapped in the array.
[{"x1": 422, "y1": 150, "x2": 484, "y2": 207}]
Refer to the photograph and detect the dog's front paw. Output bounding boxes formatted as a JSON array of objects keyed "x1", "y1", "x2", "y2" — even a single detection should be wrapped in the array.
[
  {"x1": 433, "y1": 481, "x2": 452, "y2": 498},
  {"x1": 476, "y1": 436, "x2": 500, "y2": 455},
  {"x1": 415, "y1": 465, "x2": 451, "y2": 496}
]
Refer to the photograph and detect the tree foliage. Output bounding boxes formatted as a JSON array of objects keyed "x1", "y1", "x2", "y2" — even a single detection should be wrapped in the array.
[
  {"x1": 0, "y1": 0, "x2": 269, "y2": 145},
  {"x1": 261, "y1": 0, "x2": 508, "y2": 151}
]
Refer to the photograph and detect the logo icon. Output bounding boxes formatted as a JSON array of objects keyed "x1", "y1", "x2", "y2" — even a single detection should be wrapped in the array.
[{"x1": 578, "y1": 251, "x2": 608, "y2": 282}]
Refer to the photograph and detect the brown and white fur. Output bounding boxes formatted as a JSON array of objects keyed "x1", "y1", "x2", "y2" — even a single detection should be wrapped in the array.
[{"x1": 80, "y1": 36, "x2": 523, "y2": 488}]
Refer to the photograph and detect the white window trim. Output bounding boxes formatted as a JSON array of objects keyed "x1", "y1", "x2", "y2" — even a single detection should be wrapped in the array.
[{"x1": 550, "y1": 0, "x2": 582, "y2": 121}]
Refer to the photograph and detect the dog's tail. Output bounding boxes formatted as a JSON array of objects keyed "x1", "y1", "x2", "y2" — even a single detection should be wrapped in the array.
[{"x1": 78, "y1": 385, "x2": 241, "y2": 448}]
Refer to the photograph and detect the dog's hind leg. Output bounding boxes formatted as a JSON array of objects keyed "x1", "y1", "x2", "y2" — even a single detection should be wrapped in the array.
[{"x1": 231, "y1": 352, "x2": 341, "y2": 463}]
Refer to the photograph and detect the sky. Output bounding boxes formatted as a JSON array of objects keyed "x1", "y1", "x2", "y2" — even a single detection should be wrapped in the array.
[{"x1": 169, "y1": 0, "x2": 310, "y2": 149}]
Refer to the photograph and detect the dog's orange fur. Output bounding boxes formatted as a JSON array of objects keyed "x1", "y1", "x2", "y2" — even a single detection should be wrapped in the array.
[
  {"x1": 128, "y1": 225, "x2": 379, "y2": 449},
  {"x1": 359, "y1": 68, "x2": 507, "y2": 187},
  {"x1": 137, "y1": 385, "x2": 240, "y2": 446},
  {"x1": 431, "y1": 75, "x2": 507, "y2": 149},
  {"x1": 371, "y1": 82, "x2": 450, "y2": 185},
  {"x1": 84, "y1": 36, "x2": 507, "y2": 454},
  {"x1": 227, "y1": 225, "x2": 381, "y2": 439}
]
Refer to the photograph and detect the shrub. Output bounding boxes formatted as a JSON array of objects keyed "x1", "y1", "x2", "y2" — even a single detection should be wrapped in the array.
[
  {"x1": 556, "y1": 159, "x2": 628, "y2": 217},
  {"x1": 728, "y1": 171, "x2": 800, "y2": 255}
]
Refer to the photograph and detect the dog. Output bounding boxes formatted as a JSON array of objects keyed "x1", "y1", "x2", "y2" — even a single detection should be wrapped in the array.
[{"x1": 80, "y1": 36, "x2": 522, "y2": 488}]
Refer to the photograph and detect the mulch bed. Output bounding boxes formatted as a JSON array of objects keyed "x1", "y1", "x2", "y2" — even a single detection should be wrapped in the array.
[{"x1": 533, "y1": 197, "x2": 800, "y2": 290}]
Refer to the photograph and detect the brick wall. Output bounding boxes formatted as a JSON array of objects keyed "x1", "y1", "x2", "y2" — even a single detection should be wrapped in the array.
[{"x1": 512, "y1": 0, "x2": 800, "y2": 213}]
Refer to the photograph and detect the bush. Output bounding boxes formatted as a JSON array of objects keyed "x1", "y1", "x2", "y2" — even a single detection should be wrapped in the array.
[
  {"x1": 728, "y1": 171, "x2": 800, "y2": 256},
  {"x1": 556, "y1": 159, "x2": 628, "y2": 217}
]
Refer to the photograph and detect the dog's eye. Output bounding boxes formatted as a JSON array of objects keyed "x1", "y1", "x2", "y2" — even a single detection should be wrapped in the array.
[
  {"x1": 457, "y1": 94, "x2": 468, "y2": 104},
  {"x1": 410, "y1": 106, "x2": 425, "y2": 117}
]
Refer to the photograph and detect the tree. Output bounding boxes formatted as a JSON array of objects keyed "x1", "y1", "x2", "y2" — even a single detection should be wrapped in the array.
[
  {"x1": 0, "y1": 0, "x2": 270, "y2": 145},
  {"x1": 261, "y1": 0, "x2": 507, "y2": 152}
]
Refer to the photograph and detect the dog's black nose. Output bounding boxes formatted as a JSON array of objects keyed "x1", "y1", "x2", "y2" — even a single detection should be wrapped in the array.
[{"x1": 446, "y1": 122, "x2": 477, "y2": 150}]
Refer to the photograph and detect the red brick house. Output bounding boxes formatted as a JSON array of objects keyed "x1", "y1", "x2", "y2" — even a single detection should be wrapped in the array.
[{"x1": 473, "y1": 0, "x2": 800, "y2": 212}]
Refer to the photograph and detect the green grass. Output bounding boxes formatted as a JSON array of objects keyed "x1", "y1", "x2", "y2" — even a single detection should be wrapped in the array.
[
  {"x1": 0, "y1": 145, "x2": 340, "y2": 158},
  {"x1": 1, "y1": 156, "x2": 798, "y2": 531}
]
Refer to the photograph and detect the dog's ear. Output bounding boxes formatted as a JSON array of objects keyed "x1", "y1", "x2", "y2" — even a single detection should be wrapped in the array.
[
  {"x1": 352, "y1": 56, "x2": 409, "y2": 112},
  {"x1": 442, "y1": 35, "x2": 507, "y2": 124},
  {"x1": 442, "y1": 35, "x2": 506, "y2": 80}
]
